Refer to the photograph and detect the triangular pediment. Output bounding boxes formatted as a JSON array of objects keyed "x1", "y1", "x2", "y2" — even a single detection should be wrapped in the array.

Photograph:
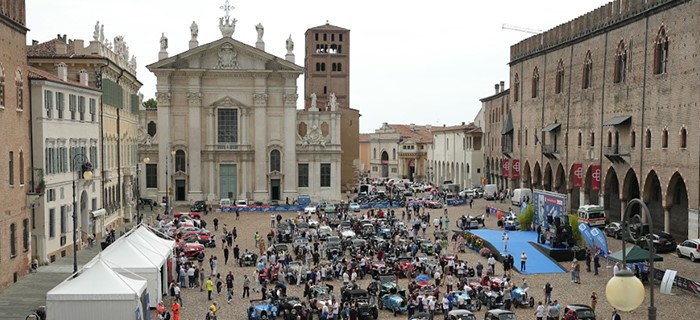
[
  {"x1": 147, "y1": 37, "x2": 303, "y2": 72},
  {"x1": 210, "y1": 95, "x2": 246, "y2": 108}
]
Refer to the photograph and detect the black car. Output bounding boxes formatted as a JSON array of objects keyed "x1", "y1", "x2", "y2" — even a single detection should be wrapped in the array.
[
  {"x1": 326, "y1": 236, "x2": 343, "y2": 260},
  {"x1": 367, "y1": 274, "x2": 402, "y2": 297},
  {"x1": 190, "y1": 200, "x2": 206, "y2": 212},
  {"x1": 483, "y1": 309, "x2": 516, "y2": 320},
  {"x1": 341, "y1": 289, "x2": 378, "y2": 319},
  {"x1": 278, "y1": 296, "x2": 307, "y2": 316},
  {"x1": 563, "y1": 304, "x2": 596, "y2": 320},
  {"x1": 239, "y1": 251, "x2": 258, "y2": 267},
  {"x1": 637, "y1": 233, "x2": 677, "y2": 253},
  {"x1": 604, "y1": 222, "x2": 623, "y2": 239}
]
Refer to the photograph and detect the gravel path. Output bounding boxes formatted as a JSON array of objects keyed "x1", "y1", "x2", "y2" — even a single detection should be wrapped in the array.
[{"x1": 167, "y1": 198, "x2": 698, "y2": 320}]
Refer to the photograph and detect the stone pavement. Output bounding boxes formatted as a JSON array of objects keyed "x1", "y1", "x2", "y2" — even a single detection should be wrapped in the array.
[{"x1": 0, "y1": 206, "x2": 161, "y2": 320}]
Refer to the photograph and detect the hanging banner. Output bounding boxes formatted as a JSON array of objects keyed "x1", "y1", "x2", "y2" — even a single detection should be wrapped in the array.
[
  {"x1": 512, "y1": 159, "x2": 520, "y2": 180},
  {"x1": 572, "y1": 163, "x2": 583, "y2": 188},
  {"x1": 591, "y1": 165, "x2": 601, "y2": 191},
  {"x1": 501, "y1": 159, "x2": 509, "y2": 177}
]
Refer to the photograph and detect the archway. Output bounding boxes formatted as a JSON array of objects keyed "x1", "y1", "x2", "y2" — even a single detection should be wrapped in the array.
[
  {"x1": 603, "y1": 167, "x2": 621, "y2": 221},
  {"x1": 543, "y1": 162, "x2": 553, "y2": 191},
  {"x1": 381, "y1": 151, "x2": 389, "y2": 177},
  {"x1": 642, "y1": 170, "x2": 663, "y2": 233},
  {"x1": 665, "y1": 172, "x2": 689, "y2": 240},
  {"x1": 584, "y1": 166, "x2": 599, "y2": 205},
  {"x1": 522, "y1": 161, "x2": 532, "y2": 189},
  {"x1": 568, "y1": 163, "x2": 581, "y2": 211},
  {"x1": 554, "y1": 163, "x2": 566, "y2": 194},
  {"x1": 533, "y1": 162, "x2": 542, "y2": 190},
  {"x1": 622, "y1": 168, "x2": 641, "y2": 217}
]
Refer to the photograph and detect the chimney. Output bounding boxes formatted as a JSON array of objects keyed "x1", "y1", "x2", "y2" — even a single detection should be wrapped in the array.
[
  {"x1": 55, "y1": 41, "x2": 67, "y2": 54},
  {"x1": 426, "y1": 124, "x2": 432, "y2": 132},
  {"x1": 462, "y1": 122, "x2": 465, "y2": 125},
  {"x1": 57, "y1": 62, "x2": 67, "y2": 81},
  {"x1": 500, "y1": 81, "x2": 505, "y2": 92},
  {"x1": 410, "y1": 123, "x2": 416, "y2": 131},
  {"x1": 495, "y1": 83, "x2": 500, "y2": 94},
  {"x1": 79, "y1": 69, "x2": 89, "y2": 86},
  {"x1": 73, "y1": 39, "x2": 84, "y2": 52},
  {"x1": 32, "y1": 40, "x2": 38, "y2": 45}
]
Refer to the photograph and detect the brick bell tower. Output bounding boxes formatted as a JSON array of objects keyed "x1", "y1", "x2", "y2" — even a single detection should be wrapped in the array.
[{"x1": 304, "y1": 22, "x2": 360, "y2": 193}]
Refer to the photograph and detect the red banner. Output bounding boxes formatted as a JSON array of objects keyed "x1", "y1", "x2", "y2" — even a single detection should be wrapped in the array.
[
  {"x1": 591, "y1": 165, "x2": 601, "y2": 191},
  {"x1": 572, "y1": 163, "x2": 583, "y2": 188},
  {"x1": 501, "y1": 159, "x2": 509, "y2": 178},
  {"x1": 511, "y1": 159, "x2": 520, "y2": 180}
]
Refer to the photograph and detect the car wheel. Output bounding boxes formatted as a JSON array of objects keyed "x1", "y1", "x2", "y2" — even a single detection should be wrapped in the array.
[
  {"x1": 476, "y1": 300, "x2": 482, "y2": 311},
  {"x1": 692, "y1": 254, "x2": 697, "y2": 263},
  {"x1": 529, "y1": 297, "x2": 535, "y2": 308},
  {"x1": 677, "y1": 249, "x2": 683, "y2": 258},
  {"x1": 393, "y1": 308, "x2": 397, "y2": 316},
  {"x1": 373, "y1": 308, "x2": 378, "y2": 319},
  {"x1": 378, "y1": 299, "x2": 383, "y2": 309}
]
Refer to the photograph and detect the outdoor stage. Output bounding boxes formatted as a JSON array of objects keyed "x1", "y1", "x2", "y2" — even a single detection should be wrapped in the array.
[{"x1": 467, "y1": 229, "x2": 566, "y2": 274}]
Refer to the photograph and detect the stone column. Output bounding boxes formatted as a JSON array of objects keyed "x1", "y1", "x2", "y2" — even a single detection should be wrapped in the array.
[
  {"x1": 619, "y1": 197, "x2": 627, "y2": 222},
  {"x1": 567, "y1": 189, "x2": 574, "y2": 213},
  {"x1": 664, "y1": 206, "x2": 671, "y2": 233},
  {"x1": 283, "y1": 93, "x2": 298, "y2": 196},
  {"x1": 252, "y1": 91, "x2": 268, "y2": 201},
  {"x1": 187, "y1": 91, "x2": 203, "y2": 200},
  {"x1": 156, "y1": 91, "x2": 171, "y2": 200},
  {"x1": 580, "y1": 188, "x2": 587, "y2": 208},
  {"x1": 240, "y1": 108, "x2": 249, "y2": 146}
]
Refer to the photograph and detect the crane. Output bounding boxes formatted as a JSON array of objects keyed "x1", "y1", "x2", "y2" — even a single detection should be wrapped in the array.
[{"x1": 502, "y1": 24, "x2": 543, "y2": 34}]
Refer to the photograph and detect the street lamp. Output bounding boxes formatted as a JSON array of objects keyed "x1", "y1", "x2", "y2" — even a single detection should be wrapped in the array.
[
  {"x1": 136, "y1": 157, "x2": 150, "y2": 224},
  {"x1": 605, "y1": 198, "x2": 657, "y2": 320},
  {"x1": 72, "y1": 154, "x2": 93, "y2": 275}
]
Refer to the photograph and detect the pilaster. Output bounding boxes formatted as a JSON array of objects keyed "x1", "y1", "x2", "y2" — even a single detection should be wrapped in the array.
[
  {"x1": 253, "y1": 90, "x2": 268, "y2": 201},
  {"x1": 187, "y1": 91, "x2": 203, "y2": 200}
]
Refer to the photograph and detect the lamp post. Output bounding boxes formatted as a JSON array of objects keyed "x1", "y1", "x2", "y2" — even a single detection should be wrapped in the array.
[
  {"x1": 72, "y1": 154, "x2": 93, "y2": 275},
  {"x1": 605, "y1": 198, "x2": 656, "y2": 320}
]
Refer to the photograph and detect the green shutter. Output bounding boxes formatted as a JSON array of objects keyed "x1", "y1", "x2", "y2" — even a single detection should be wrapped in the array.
[
  {"x1": 102, "y1": 79, "x2": 124, "y2": 108},
  {"x1": 130, "y1": 94, "x2": 140, "y2": 114}
]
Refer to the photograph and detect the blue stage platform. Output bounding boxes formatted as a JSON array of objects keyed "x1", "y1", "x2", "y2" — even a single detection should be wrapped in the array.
[{"x1": 469, "y1": 229, "x2": 566, "y2": 274}]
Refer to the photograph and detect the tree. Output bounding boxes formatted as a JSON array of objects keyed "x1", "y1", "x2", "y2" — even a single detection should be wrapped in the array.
[
  {"x1": 568, "y1": 214, "x2": 583, "y2": 245},
  {"x1": 142, "y1": 98, "x2": 157, "y2": 109},
  {"x1": 518, "y1": 204, "x2": 535, "y2": 231}
]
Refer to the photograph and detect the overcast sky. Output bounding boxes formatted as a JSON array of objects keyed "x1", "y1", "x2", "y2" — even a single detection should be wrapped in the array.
[{"x1": 26, "y1": 0, "x2": 610, "y2": 133}]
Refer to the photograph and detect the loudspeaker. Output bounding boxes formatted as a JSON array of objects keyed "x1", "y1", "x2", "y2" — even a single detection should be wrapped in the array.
[
  {"x1": 547, "y1": 216, "x2": 554, "y2": 224},
  {"x1": 553, "y1": 217, "x2": 561, "y2": 228}
]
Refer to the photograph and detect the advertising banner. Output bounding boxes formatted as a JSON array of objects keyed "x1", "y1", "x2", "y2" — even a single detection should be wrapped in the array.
[
  {"x1": 533, "y1": 189, "x2": 567, "y2": 227},
  {"x1": 578, "y1": 222, "x2": 597, "y2": 250},
  {"x1": 447, "y1": 199, "x2": 467, "y2": 206},
  {"x1": 501, "y1": 159, "x2": 509, "y2": 177},
  {"x1": 572, "y1": 163, "x2": 583, "y2": 188},
  {"x1": 590, "y1": 226, "x2": 609, "y2": 257},
  {"x1": 512, "y1": 159, "x2": 520, "y2": 180},
  {"x1": 591, "y1": 165, "x2": 601, "y2": 191}
]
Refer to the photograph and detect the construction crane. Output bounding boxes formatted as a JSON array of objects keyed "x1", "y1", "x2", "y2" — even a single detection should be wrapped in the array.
[{"x1": 502, "y1": 24, "x2": 543, "y2": 34}]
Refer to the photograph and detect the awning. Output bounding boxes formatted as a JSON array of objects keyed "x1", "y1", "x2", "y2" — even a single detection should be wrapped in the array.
[
  {"x1": 603, "y1": 115, "x2": 632, "y2": 126},
  {"x1": 501, "y1": 112, "x2": 514, "y2": 134},
  {"x1": 541, "y1": 123, "x2": 561, "y2": 132}
]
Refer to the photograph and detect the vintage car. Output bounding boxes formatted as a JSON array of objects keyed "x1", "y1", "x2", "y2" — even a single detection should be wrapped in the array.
[
  {"x1": 340, "y1": 229, "x2": 357, "y2": 247},
  {"x1": 483, "y1": 309, "x2": 517, "y2": 320},
  {"x1": 304, "y1": 205, "x2": 317, "y2": 215},
  {"x1": 447, "y1": 309, "x2": 477, "y2": 320},
  {"x1": 307, "y1": 218, "x2": 319, "y2": 228},
  {"x1": 326, "y1": 212, "x2": 341, "y2": 228},
  {"x1": 563, "y1": 304, "x2": 597, "y2": 320},
  {"x1": 285, "y1": 261, "x2": 305, "y2": 284},
  {"x1": 341, "y1": 289, "x2": 378, "y2": 319},
  {"x1": 177, "y1": 241, "x2": 204, "y2": 259},
  {"x1": 278, "y1": 296, "x2": 307, "y2": 316},
  {"x1": 240, "y1": 251, "x2": 259, "y2": 267},
  {"x1": 350, "y1": 239, "x2": 367, "y2": 254},
  {"x1": 510, "y1": 287, "x2": 535, "y2": 308},
  {"x1": 324, "y1": 203, "x2": 337, "y2": 213},
  {"x1": 379, "y1": 292, "x2": 408, "y2": 316},
  {"x1": 394, "y1": 256, "x2": 416, "y2": 278},
  {"x1": 502, "y1": 216, "x2": 520, "y2": 231},
  {"x1": 450, "y1": 290, "x2": 481, "y2": 311},
  {"x1": 318, "y1": 226, "x2": 333, "y2": 240},
  {"x1": 349, "y1": 202, "x2": 361, "y2": 212},
  {"x1": 457, "y1": 215, "x2": 482, "y2": 230},
  {"x1": 293, "y1": 237, "x2": 309, "y2": 255},
  {"x1": 424, "y1": 201, "x2": 443, "y2": 209},
  {"x1": 326, "y1": 236, "x2": 344, "y2": 260},
  {"x1": 174, "y1": 211, "x2": 201, "y2": 220},
  {"x1": 420, "y1": 239, "x2": 434, "y2": 255},
  {"x1": 190, "y1": 201, "x2": 207, "y2": 212},
  {"x1": 296, "y1": 221, "x2": 310, "y2": 234},
  {"x1": 268, "y1": 243, "x2": 290, "y2": 256},
  {"x1": 369, "y1": 261, "x2": 388, "y2": 278},
  {"x1": 367, "y1": 274, "x2": 402, "y2": 297},
  {"x1": 277, "y1": 224, "x2": 293, "y2": 243},
  {"x1": 476, "y1": 288, "x2": 504, "y2": 310},
  {"x1": 309, "y1": 284, "x2": 335, "y2": 311},
  {"x1": 377, "y1": 226, "x2": 393, "y2": 239},
  {"x1": 247, "y1": 299, "x2": 279, "y2": 320}
]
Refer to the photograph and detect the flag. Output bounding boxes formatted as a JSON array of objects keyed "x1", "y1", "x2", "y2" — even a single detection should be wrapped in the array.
[
  {"x1": 534, "y1": 133, "x2": 539, "y2": 145},
  {"x1": 591, "y1": 165, "x2": 601, "y2": 191},
  {"x1": 512, "y1": 159, "x2": 520, "y2": 180},
  {"x1": 572, "y1": 163, "x2": 583, "y2": 188},
  {"x1": 501, "y1": 159, "x2": 509, "y2": 177}
]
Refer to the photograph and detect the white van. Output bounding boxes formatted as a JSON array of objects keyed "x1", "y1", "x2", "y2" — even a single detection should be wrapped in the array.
[
  {"x1": 511, "y1": 188, "x2": 533, "y2": 205},
  {"x1": 483, "y1": 184, "x2": 498, "y2": 200},
  {"x1": 219, "y1": 198, "x2": 232, "y2": 206}
]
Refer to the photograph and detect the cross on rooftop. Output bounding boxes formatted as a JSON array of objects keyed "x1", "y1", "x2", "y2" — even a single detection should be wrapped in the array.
[{"x1": 220, "y1": 0, "x2": 234, "y2": 19}]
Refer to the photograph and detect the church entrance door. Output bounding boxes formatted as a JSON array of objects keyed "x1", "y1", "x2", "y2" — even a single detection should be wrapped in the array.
[
  {"x1": 270, "y1": 179, "x2": 281, "y2": 201},
  {"x1": 175, "y1": 179, "x2": 186, "y2": 201}
]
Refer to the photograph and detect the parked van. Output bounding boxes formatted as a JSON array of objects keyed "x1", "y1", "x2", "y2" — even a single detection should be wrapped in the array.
[
  {"x1": 483, "y1": 184, "x2": 498, "y2": 200},
  {"x1": 577, "y1": 205, "x2": 607, "y2": 227},
  {"x1": 219, "y1": 198, "x2": 232, "y2": 207},
  {"x1": 511, "y1": 188, "x2": 533, "y2": 205}
]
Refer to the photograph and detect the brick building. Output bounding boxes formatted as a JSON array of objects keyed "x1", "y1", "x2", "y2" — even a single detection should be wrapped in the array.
[
  {"x1": 0, "y1": 0, "x2": 31, "y2": 290},
  {"x1": 484, "y1": 0, "x2": 699, "y2": 240}
]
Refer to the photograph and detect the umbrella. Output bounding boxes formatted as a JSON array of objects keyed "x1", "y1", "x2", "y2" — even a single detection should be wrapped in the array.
[
  {"x1": 415, "y1": 274, "x2": 430, "y2": 282},
  {"x1": 608, "y1": 246, "x2": 663, "y2": 263}
]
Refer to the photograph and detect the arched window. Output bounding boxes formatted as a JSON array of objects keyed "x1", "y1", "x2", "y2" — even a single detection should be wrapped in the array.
[
  {"x1": 373, "y1": 148, "x2": 376, "y2": 159},
  {"x1": 662, "y1": 128, "x2": 669, "y2": 148},
  {"x1": 577, "y1": 132, "x2": 582, "y2": 146},
  {"x1": 614, "y1": 40, "x2": 627, "y2": 83},
  {"x1": 0, "y1": 64, "x2": 5, "y2": 108},
  {"x1": 654, "y1": 26, "x2": 669, "y2": 75},
  {"x1": 175, "y1": 150, "x2": 186, "y2": 172},
  {"x1": 315, "y1": 63, "x2": 321, "y2": 72},
  {"x1": 631, "y1": 130, "x2": 636, "y2": 148},
  {"x1": 531, "y1": 67, "x2": 539, "y2": 98},
  {"x1": 392, "y1": 148, "x2": 396, "y2": 160},
  {"x1": 320, "y1": 63, "x2": 326, "y2": 71},
  {"x1": 607, "y1": 131, "x2": 612, "y2": 147},
  {"x1": 19, "y1": 151, "x2": 24, "y2": 185},
  {"x1": 513, "y1": 73, "x2": 520, "y2": 102},
  {"x1": 645, "y1": 129, "x2": 652, "y2": 148},
  {"x1": 582, "y1": 51, "x2": 593, "y2": 89},
  {"x1": 147, "y1": 121, "x2": 157, "y2": 137},
  {"x1": 15, "y1": 68, "x2": 23, "y2": 110},
  {"x1": 555, "y1": 59, "x2": 565, "y2": 94},
  {"x1": 270, "y1": 149, "x2": 281, "y2": 172},
  {"x1": 337, "y1": 63, "x2": 342, "y2": 72},
  {"x1": 589, "y1": 132, "x2": 595, "y2": 147},
  {"x1": 680, "y1": 127, "x2": 687, "y2": 149}
]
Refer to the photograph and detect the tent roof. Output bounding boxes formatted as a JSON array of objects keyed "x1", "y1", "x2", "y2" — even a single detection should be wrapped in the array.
[
  {"x1": 47, "y1": 259, "x2": 146, "y2": 301},
  {"x1": 134, "y1": 225, "x2": 176, "y2": 250},
  {"x1": 98, "y1": 239, "x2": 160, "y2": 270},
  {"x1": 608, "y1": 245, "x2": 663, "y2": 263}
]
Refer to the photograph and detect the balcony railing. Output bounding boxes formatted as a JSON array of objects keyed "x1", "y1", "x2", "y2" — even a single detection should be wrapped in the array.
[
  {"x1": 205, "y1": 144, "x2": 252, "y2": 151},
  {"x1": 604, "y1": 145, "x2": 631, "y2": 156},
  {"x1": 542, "y1": 144, "x2": 559, "y2": 154}
]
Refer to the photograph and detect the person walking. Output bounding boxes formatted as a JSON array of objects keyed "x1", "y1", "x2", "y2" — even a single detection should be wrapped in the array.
[
  {"x1": 593, "y1": 252, "x2": 600, "y2": 275},
  {"x1": 233, "y1": 245, "x2": 240, "y2": 264},
  {"x1": 226, "y1": 272, "x2": 234, "y2": 303},
  {"x1": 543, "y1": 282, "x2": 552, "y2": 304},
  {"x1": 213, "y1": 217, "x2": 219, "y2": 231},
  {"x1": 520, "y1": 251, "x2": 528, "y2": 272},
  {"x1": 534, "y1": 301, "x2": 544, "y2": 320},
  {"x1": 502, "y1": 232, "x2": 509, "y2": 252},
  {"x1": 242, "y1": 274, "x2": 251, "y2": 298},
  {"x1": 171, "y1": 300, "x2": 181, "y2": 320},
  {"x1": 223, "y1": 246, "x2": 229, "y2": 265},
  {"x1": 206, "y1": 277, "x2": 214, "y2": 300}
]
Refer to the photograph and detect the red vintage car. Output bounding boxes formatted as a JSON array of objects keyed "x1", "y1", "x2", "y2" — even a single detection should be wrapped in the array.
[
  {"x1": 370, "y1": 261, "x2": 388, "y2": 277},
  {"x1": 394, "y1": 257, "x2": 416, "y2": 278},
  {"x1": 177, "y1": 241, "x2": 204, "y2": 259},
  {"x1": 174, "y1": 211, "x2": 201, "y2": 220}
]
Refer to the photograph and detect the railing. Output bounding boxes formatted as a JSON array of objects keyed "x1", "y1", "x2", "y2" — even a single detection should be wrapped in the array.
[
  {"x1": 604, "y1": 145, "x2": 631, "y2": 156},
  {"x1": 542, "y1": 144, "x2": 558, "y2": 154},
  {"x1": 205, "y1": 144, "x2": 252, "y2": 151}
]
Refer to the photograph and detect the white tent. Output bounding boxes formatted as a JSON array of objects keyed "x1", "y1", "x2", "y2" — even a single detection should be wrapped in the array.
[
  {"x1": 130, "y1": 226, "x2": 176, "y2": 305},
  {"x1": 96, "y1": 237, "x2": 163, "y2": 308},
  {"x1": 133, "y1": 225, "x2": 176, "y2": 251},
  {"x1": 46, "y1": 259, "x2": 148, "y2": 320}
]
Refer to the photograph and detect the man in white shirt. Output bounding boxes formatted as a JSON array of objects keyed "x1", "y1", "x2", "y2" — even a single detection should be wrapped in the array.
[
  {"x1": 342, "y1": 271, "x2": 350, "y2": 285},
  {"x1": 534, "y1": 301, "x2": 544, "y2": 320},
  {"x1": 434, "y1": 270, "x2": 442, "y2": 286},
  {"x1": 350, "y1": 270, "x2": 357, "y2": 282}
]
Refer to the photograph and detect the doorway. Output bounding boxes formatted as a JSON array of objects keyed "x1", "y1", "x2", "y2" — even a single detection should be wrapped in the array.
[
  {"x1": 175, "y1": 179, "x2": 186, "y2": 201},
  {"x1": 270, "y1": 179, "x2": 281, "y2": 200}
]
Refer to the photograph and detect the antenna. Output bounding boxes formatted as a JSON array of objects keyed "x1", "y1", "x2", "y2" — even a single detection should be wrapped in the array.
[{"x1": 502, "y1": 24, "x2": 543, "y2": 34}]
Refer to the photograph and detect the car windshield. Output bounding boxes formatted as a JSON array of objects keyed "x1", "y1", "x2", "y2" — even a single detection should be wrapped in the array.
[
  {"x1": 576, "y1": 310, "x2": 595, "y2": 317},
  {"x1": 588, "y1": 212, "x2": 605, "y2": 219},
  {"x1": 497, "y1": 314, "x2": 516, "y2": 320}
]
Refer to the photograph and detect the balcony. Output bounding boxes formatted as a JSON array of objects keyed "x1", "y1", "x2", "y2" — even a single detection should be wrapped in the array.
[
  {"x1": 542, "y1": 144, "x2": 559, "y2": 159},
  {"x1": 501, "y1": 145, "x2": 513, "y2": 157},
  {"x1": 205, "y1": 144, "x2": 253, "y2": 152},
  {"x1": 604, "y1": 145, "x2": 631, "y2": 163}
]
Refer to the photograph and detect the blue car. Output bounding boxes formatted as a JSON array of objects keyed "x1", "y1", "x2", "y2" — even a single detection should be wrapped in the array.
[
  {"x1": 248, "y1": 299, "x2": 278, "y2": 320},
  {"x1": 450, "y1": 290, "x2": 481, "y2": 311},
  {"x1": 379, "y1": 293, "x2": 408, "y2": 316}
]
